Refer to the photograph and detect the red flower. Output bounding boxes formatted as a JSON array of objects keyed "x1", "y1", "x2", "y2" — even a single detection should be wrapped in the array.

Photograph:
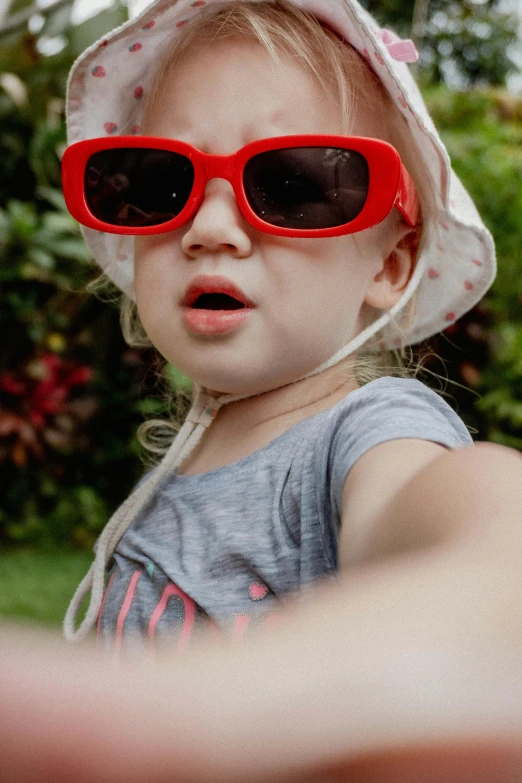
[{"x1": 0, "y1": 354, "x2": 94, "y2": 466}]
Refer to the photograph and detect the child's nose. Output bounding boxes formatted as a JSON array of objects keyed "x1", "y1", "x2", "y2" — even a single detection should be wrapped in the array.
[{"x1": 181, "y1": 178, "x2": 252, "y2": 258}]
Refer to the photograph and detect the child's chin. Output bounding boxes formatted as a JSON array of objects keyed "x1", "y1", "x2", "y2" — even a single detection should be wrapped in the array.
[{"x1": 186, "y1": 367, "x2": 295, "y2": 398}]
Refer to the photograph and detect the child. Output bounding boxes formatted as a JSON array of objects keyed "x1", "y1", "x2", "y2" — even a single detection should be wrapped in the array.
[
  {"x1": 62, "y1": 0, "x2": 494, "y2": 648},
  {"x1": 2, "y1": 0, "x2": 522, "y2": 780}
]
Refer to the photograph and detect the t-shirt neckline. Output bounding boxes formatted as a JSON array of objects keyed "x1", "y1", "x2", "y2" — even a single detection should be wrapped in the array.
[{"x1": 173, "y1": 377, "x2": 394, "y2": 481}]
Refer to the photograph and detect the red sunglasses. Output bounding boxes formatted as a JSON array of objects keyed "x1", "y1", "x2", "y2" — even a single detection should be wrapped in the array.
[{"x1": 62, "y1": 134, "x2": 419, "y2": 238}]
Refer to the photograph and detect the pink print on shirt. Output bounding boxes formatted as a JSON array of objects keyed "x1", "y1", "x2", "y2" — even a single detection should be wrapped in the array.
[
  {"x1": 114, "y1": 569, "x2": 142, "y2": 654},
  {"x1": 148, "y1": 582, "x2": 195, "y2": 653},
  {"x1": 97, "y1": 564, "x2": 283, "y2": 653}
]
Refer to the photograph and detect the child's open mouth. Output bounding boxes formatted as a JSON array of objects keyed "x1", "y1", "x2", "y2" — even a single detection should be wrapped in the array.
[
  {"x1": 181, "y1": 276, "x2": 255, "y2": 336},
  {"x1": 191, "y1": 293, "x2": 246, "y2": 311}
]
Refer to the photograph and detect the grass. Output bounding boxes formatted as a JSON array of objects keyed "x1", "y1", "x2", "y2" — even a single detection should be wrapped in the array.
[{"x1": 0, "y1": 548, "x2": 93, "y2": 627}]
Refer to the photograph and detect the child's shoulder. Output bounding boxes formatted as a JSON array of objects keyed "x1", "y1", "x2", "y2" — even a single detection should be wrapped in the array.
[
  {"x1": 323, "y1": 376, "x2": 474, "y2": 520},
  {"x1": 258, "y1": 374, "x2": 473, "y2": 500},
  {"x1": 326, "y1": 375, "x2": 473, "y2": 450}
]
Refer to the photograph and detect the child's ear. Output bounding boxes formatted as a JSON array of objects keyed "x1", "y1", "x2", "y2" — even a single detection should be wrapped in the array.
[{"x1": 363, "y1": 227, "x2": 420, "y2": 310}]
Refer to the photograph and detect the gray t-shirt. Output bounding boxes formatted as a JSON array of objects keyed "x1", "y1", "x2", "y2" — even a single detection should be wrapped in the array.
[{"x1": 98, "y1": 377, "x2": 473, "y2": 652}]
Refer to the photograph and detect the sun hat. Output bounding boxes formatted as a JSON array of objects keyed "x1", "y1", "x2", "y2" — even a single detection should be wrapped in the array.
[{"x1": 63, "y1": 0, "x2": 496, "y2": 641}]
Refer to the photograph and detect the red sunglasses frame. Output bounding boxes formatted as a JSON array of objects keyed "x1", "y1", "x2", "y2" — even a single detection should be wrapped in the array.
[{"x1": 61, "y1": 134, "x2": 420, "y2": 238}]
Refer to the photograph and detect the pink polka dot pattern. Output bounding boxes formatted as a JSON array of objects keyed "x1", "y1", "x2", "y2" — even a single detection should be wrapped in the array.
[
  {"x1": 104, "y1": 122, "x2": 118, "y2": 134},
  {"x1": 128, "y1": 42, "x2": 142, "y2": 52},
  {"x1": 134, "y1": 85, "x2": 144, "y2": 100},
  {"x1": 91, "y1": 66, "x2": 105, "y2": 77},
  {"x1": 427, "y1": 268, "x2": 440, "y2": 280},
  {"x1": 142, "y1": 20, "x2": 155, "y2": 30},
  {"x1": 445, "y1": 312, "x2": 456, "y2": 322},
  {"x1": 464, "y1": 281, "x2": 473, "y2": 290}
]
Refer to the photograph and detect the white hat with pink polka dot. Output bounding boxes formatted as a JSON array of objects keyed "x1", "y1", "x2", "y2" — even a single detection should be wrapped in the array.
[{"x1": 66, "y1": 0, "x2": 496, "y2": 353}]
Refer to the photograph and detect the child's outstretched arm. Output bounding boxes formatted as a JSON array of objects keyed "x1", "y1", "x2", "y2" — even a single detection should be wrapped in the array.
[{"x1": 1, "y1": 442, "x2": 522, "y2": 783}]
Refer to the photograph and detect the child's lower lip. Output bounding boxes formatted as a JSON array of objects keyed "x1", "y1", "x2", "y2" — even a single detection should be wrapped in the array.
[{"x1": 181, "y1": 307, "x2": 254, "y2": 335}]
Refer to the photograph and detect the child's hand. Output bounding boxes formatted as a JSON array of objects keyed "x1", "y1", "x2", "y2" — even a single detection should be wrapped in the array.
[
  {"x1": 306, "y1": 743, "x2": 522, "y2": 783},
  {"x1": 1, "y1": 547, "x2": 522, "y2": 783},
  {"x1": 2, "y1": 445, "x2": 522, "y2": 783}
]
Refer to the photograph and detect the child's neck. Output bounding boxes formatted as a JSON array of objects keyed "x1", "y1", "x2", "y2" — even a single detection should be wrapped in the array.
[{"x1": 177, "y1": 364, "x2": 359, "y2": 476}]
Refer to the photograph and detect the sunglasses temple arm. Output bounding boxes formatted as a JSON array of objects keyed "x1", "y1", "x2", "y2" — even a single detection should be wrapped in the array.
[{"x1": 394, "y1": 164, "x2": 420, "y2": 227}]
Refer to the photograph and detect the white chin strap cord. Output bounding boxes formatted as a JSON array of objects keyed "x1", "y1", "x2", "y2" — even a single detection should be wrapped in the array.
[{"x1": 64, "y1": 274, "x2": 419, "y2": 641}]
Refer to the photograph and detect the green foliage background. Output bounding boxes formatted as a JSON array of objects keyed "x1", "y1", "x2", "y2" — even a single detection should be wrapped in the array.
[{"x1": 0, "y1": 0, "x2": 521, "y2": 549}]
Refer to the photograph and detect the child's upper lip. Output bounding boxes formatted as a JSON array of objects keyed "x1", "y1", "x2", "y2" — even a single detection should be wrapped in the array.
[{"x1": 180, "y1": 275, "x2": 256, "y2": 308}]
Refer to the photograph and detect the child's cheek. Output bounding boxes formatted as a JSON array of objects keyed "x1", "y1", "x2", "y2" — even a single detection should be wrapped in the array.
[
  {"x1": 134, "y1": 233, "x2": 180, "y2": 265},
  {"x1": 134, "y1": 234, "x2": 183, "y2": 293},
  {"x1": 133, "y1": 235, "x2": 157, "y2": 285},
  {"x1": 133, "y1": 240, "x2": 182, "y2": 344}
]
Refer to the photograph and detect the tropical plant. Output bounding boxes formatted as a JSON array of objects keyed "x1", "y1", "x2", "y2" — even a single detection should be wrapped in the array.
[{"x1": 0, "y1": 0, "x2": 165, "y2": 548}]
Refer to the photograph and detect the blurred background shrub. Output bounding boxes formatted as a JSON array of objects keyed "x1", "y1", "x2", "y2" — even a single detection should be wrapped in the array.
[{"x1": 0, "y1": 0, "x2": 521, "y2": 551}]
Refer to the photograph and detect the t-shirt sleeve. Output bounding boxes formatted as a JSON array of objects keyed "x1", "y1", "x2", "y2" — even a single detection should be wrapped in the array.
[{"x1": 329, "y1": 376, "x2": 474, "y2": 522}]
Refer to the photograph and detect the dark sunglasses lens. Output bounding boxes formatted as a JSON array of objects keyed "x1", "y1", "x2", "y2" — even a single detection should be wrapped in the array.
[
  {"x1": 84, "y1": 148, "x2": 194, "y2": 227},
  {"x1": 244, "y1": 147, "x2": 369, "y2": 229}
]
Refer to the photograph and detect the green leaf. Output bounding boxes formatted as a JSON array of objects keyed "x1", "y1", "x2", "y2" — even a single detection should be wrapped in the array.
[
  {"x1": 8, "y1": 199, "x2": 37, "y2": 238},
  {"x1": 40, "y1": 236, "x2": 91, "y2": 261},
  {"x1": 36, "y1": 186, "x2": 67, "y2": 211},
  {"x1": 40, "y1": 210, "x2": 78, "y2": 234},
  {"x1": 488, "y1": 429, "x2": 522, "y2": 452},
  {"x1": 75, "y1": 486, "x2": 107, "y2": 529},
  {"x1": 165, "y1": 363, "x2": 191, "y2": 391},
  {"x1": 20, "y1": 262, "x2": 52, "y2": 282},
  {"x1": 28, "y1": 246, "x2": 55, "y2": 270},
  {"x1": 68, "y1": 3, "x2": 128, "y2": 58},
  {"x1": 0, "y1": 208, "x2": 12, "y2": 246},
  {"x1": 5, "y1": 0, "x2": 34, "y2": 16},
  {"x1": 39, "y1": 1, "x2": 74, "y2": 39},
  {"x1": 136, "y1": 398, "x2": 166, "y2": 415}
]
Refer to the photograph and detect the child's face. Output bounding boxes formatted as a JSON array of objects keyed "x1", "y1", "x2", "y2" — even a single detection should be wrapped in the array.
[{"x1": 135, "y1": 38, "x2": 404, "y2": 395}]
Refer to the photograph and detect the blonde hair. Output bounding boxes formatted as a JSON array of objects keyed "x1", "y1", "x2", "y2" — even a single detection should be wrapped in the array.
[{"x1": 102, "y1": 0, "x2": 450, "y2": 458}]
